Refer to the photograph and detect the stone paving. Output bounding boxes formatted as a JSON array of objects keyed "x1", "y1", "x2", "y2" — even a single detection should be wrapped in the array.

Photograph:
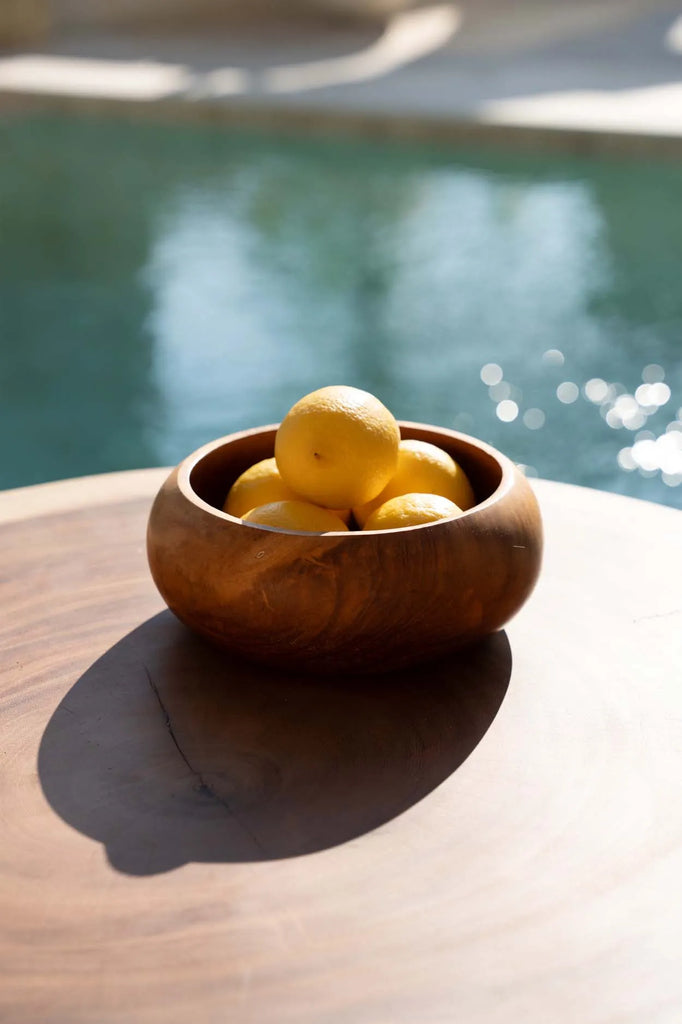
[{"x1": 1, "y1": 0, "x2": 681, "y2": 152}]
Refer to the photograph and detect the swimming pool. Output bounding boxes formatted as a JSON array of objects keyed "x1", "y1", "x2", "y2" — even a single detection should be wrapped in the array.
[{"x1": 1, "y1": 114, "x2": 680, "y2": 508}]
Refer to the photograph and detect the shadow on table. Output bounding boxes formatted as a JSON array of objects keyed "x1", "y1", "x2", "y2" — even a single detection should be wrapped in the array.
[{"x1": 38, "y1": 611, "x2": 511, "y2": 875}]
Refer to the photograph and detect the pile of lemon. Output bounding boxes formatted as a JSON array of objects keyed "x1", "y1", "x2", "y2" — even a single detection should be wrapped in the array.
[{"x1": 224, "y1": 386, "x2": 476, "y2": 532}]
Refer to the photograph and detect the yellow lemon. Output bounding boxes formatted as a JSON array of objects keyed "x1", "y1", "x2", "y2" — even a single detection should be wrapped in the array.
[
  {"x1": 363, "y1": 493, "x2": 462, "y2": 531},
  {"x1": 275, "y1": 385, "x2": 400, "y2": 510},
  {"x1": 353, "y1": 439, "x2": 475, "y2": 527},
  {"x1": 330, "y1": 507, "x2": 353, "y2": 525},
  {"x1": 242, "y1": 500, "x2": 349, "y2": 533},
  {"x1": 224, "y1": 457, "x2": 300, "y2": 518},
  {"x1": 225, "y1": 457, "x2": 351, "y2": 523}
]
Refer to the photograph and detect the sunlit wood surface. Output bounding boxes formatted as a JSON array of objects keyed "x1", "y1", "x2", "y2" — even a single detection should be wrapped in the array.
[{"x1": 1, "y1": 470, "x2": 681, "y2": 1023}]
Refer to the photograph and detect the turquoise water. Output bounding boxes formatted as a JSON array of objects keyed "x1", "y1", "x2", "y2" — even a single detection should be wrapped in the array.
[{"x1": 1, "y1": 114, "x2": 681, "y2": 507}]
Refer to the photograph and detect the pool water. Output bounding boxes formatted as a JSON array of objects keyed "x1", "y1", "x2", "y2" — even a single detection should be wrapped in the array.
[{"x1": 1, "y1": 114, "x2": 681, "y2": 507}]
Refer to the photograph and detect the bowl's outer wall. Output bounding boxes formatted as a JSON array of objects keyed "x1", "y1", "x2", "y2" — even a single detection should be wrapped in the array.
[{"x1": 147, "y1": 424, "x2": 543, "y2": 672}]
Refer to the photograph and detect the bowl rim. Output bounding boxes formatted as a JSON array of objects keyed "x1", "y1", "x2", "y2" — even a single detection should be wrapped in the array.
[{"x1": 175, "y1": 421, "x2": 519, "y2": 537}]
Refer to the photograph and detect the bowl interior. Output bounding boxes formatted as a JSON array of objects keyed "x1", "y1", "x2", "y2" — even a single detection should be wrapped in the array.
[{"x1": 188, "y1": 424, "x2": 504, "y2": 517}]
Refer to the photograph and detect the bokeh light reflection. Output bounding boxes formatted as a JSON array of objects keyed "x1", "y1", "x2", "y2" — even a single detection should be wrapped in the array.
[
  {"x1": 488, "y1": 381, "x2": 512, "y2": 402},
  {"x1": 556, "y1": 382, "x2": 579, "y2": 404},
  {"x1": 496, "y1": 400, "x2": 519, "y2": 423},
  {"x1": 523, "y1": 408, "x2": 546, "y2": 430},
  {"x1": 617, "y1": 447, "x2": 637, "y2": 471},
  {"x1": 584, "y1": 378, "x2": 609, "y2": 403},
  {"x1": 480, "y1": 363, "x2": 503, "y2": 386}
]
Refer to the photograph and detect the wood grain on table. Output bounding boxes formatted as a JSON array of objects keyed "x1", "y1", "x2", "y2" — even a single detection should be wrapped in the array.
[{"x1": 1, "y1": 470, "x2": 681, "y2": 1024}]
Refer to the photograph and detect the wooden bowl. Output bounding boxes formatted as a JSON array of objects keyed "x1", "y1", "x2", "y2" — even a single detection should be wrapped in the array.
[{"x1": 147, "y1": 423, "x2": 543, "y2": 673}]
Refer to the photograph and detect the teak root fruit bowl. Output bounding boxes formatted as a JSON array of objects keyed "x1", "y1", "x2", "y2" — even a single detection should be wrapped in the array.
[{"x1": 147, "y1": 422, "x2": 543, "y2": 673}]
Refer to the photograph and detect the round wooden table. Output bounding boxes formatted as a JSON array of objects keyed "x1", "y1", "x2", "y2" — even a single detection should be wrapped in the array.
[{"x1": 1, "y1": 470, "x2": 681, "y2": 1023}]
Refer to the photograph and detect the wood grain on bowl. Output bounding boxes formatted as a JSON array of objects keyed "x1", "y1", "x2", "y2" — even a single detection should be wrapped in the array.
[{"x1": 147, "y1": 423, "x2": 542, "y2": 672}]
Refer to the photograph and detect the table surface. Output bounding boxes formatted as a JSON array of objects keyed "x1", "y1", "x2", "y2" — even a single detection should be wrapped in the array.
[{"x1": 1, "y1": 470, "x2": 681, "y2": 1024}]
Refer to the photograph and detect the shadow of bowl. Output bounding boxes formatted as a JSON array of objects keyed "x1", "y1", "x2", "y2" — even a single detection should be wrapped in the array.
[{"x1": 38, "y1": 611, "x2": 511, "y2": 875}]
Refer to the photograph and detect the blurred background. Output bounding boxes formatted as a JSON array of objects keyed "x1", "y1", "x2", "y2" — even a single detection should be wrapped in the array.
[{"x1": 1, "y1": 0, "x2": 681, "y2": 506}]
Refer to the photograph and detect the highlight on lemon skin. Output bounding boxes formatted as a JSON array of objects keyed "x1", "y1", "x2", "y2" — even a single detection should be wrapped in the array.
[
  {"x1": 363, "y1": 493, "x2": 463, "y2": 531},
  {"x1": 275, "y1": 385, "x2": 400, "y2": 510},
  {"x1": 353, "y1": 439, "x2": 475, "y2": 527},
  {"x1": 242, "y1": 500, "x2": 350, "y2": 534}
]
